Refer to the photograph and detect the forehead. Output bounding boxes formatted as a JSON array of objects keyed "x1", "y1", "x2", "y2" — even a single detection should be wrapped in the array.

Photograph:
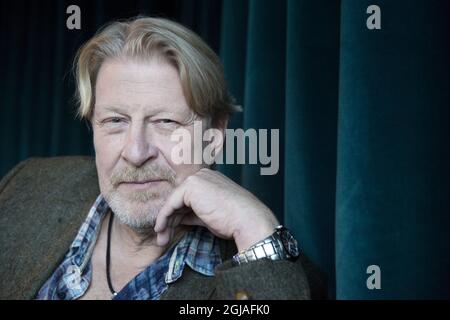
[{"x1": 95, "y1": 58, "x2": 189, "y2": 115}]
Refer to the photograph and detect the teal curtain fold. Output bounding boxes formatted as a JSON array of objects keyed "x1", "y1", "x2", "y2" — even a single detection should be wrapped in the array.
[
  {"x1": 1, "y1": 0, "x2": 449, "y2": 299},
  {"x1": 219, "y1": 0, "x2": 450, "y2": 299},
  {"x1": 217, "y1": 0, "x2": 247, "y2": 183},
  {"x1": 335, "y1": 0, "x2": 450, "y2": 299},
  {"x1": 285, "y1": 0, "x2": 340, "y2": 297},
  {"x1": 240, "y1": 0, "x2": 287, "y2": 222}
]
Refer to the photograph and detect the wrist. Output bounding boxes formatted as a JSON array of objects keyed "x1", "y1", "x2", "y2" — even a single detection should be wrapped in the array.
[
  {"x1": 232, "y1": 225, "x2": 300, "y2": 265},
  {"x1": 233, "y1": 217, "x2": 279, "y2": 252}
]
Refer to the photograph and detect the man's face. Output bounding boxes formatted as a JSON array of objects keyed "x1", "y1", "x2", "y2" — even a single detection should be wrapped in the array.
[{"x1": 93, "y1": 57, "x2": 205, "y2": 229}]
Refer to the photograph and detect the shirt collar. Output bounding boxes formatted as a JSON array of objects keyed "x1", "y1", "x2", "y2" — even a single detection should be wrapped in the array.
[{"x1": 165, "y1": 225, "x2": 222, "y2": 283}]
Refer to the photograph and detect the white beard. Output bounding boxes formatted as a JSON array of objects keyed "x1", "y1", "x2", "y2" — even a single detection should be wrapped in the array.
[
  {"x1": 103, "y1": 188, "x2": 168, "y2": 229},
  {"x1": 100, "y1": 162, "x2": 177, "y2": 230}
]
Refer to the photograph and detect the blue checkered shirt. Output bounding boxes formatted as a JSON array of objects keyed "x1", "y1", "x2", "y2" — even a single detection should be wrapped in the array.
[{"x1": 36, "y1": 195, "x2": 223, "y2": 300}]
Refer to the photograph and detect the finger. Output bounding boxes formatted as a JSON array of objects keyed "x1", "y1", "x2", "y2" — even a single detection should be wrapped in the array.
[
  {"x1": 156, "y1": 228, "x2": 172, "y2": 246},
  {"x1": 180, "y1": 213, "x2": 206, "y2": 227},
  {"x1": 154, "y1": 182, "x2": 189, "y2": 232},
  {"x1": 157, "y1": 211, "x2": 204, "y2": 245},
  {"x1": 156, "y1": 211, "x2": 204, "y2": 246},
  {"x1": 166, "y1": 210, "x2": 188, "y2": 229}
]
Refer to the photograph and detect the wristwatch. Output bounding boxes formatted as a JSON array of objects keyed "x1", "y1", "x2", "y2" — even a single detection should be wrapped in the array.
[{"x1": 232, "y1": 225, "x2": 300, "y2": 265}]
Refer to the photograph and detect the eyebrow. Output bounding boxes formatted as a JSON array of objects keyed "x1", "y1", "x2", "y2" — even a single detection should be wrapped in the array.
[
  {"x1": 94, "y1": 105, "x2": 128, "y2": 114},
  {"x1": 94, "y1": 104, "x2": 192, "y2": 118}
]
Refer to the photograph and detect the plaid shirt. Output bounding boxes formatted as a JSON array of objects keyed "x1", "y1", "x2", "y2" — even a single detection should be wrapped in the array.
[{"x1": 36, "y1": 195, "x2": 222, "y2": 300}]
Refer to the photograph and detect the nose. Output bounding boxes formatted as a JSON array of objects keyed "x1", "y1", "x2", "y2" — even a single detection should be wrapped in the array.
[{"x1": 121, "y1": 122, "x2": 158, "y2": 167}]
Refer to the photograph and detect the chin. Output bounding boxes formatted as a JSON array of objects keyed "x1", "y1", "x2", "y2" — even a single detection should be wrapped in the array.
[{"x1": 104, "y1": 191, "x2": 165, "y2": 229}]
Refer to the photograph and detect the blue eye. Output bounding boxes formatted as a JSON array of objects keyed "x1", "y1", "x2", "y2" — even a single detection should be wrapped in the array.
[
  {"x1": 158, "y1": 119, "x2": 175, "y2": 123},
  {"x1": 154, "y1": 119, "x2": 181, "y2": 130},
  {"x1": 156, "y1": 119, "x2": 181, "y2": 126},
  {"x1": 106, "y1": 117, "x2": 125, "y2": 124}
]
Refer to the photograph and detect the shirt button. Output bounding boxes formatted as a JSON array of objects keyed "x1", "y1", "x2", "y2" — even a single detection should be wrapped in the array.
[
  {"x1": 66, "y1": 265, "x2": 81, "y2": 289},
  {"x1": 235, "y1": 290, "x2": 250, "y2": 300}
]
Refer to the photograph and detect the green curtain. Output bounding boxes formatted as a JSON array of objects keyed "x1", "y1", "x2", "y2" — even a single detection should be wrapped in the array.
[
  {"x1": 220, "y1": 0, "x2": 450, "y2": 299},
  {"x1": 1, "y1": 0, "x2": 450, "y2": 299},
  {"x1": 335, "y1": 0, "x2": 450, "y2": 299}
]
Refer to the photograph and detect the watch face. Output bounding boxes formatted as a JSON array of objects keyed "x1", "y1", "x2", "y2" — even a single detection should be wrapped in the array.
[{"x1": 279, "y1": 228, "x2": 300, "y2": 258}]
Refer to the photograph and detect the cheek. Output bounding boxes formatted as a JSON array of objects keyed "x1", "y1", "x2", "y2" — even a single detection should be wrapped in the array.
[
  {"x1": 174, "y1": 164, "x2": 204, "y2": 185},
  {"x1": 94, "y1": 131, "x2": 124, "y2": 185},
  {"x1": 157, "y1": 135, "x2": 203, "y2": 184}
]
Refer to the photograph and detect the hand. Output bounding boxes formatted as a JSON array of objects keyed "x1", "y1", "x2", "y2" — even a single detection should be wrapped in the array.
[{"x1": 153, "y1": 168, "x2": 279, "y2": 252}]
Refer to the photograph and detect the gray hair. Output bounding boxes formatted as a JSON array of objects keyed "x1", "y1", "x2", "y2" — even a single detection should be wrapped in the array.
[{"x1": 74, "y1": 16, "x2": 239, "y2": 126}]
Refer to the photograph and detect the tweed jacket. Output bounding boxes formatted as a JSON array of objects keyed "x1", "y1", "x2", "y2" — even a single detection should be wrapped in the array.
[{"x1": 0, "y1": 157, "x2": 326, "y2": 300}]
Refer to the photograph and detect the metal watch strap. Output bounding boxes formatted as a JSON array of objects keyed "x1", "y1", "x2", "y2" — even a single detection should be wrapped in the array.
[{"x1": 233, "y1": 232, "x2": 285, "y2": 265}]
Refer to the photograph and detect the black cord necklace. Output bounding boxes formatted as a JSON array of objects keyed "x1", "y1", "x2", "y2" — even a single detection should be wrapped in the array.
[{"x1": 106, "y1": 212, "x2": 118, "y2": 298}]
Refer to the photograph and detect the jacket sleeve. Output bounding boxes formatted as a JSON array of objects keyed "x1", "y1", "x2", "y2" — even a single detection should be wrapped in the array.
[
  {"x1": 0, "y1": 158, "x2": 31, "y2": 195},
  {"x1": 211, "y1": 254, "x2": 327, "y2": 300},
  {"x1": 0, "y1": 156, "x2": 100, "y2": 300}
]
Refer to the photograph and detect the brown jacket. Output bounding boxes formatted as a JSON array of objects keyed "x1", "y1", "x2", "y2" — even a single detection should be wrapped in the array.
[{"x1": 0, "y1": 157, "x2": 326, "y2": 300}]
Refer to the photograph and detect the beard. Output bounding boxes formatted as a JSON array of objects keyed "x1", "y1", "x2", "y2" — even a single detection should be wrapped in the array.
[{"x1": 102, "y1": 163, "x2": 176, "y2": 230}]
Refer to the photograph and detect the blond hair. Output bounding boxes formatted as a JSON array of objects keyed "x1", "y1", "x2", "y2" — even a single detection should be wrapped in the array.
[{"x1": 74, "y1": 16, "x2": 238, "y2": 126}]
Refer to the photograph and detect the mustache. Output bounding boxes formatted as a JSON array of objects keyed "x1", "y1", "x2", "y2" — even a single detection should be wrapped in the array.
[{"x1": 110, "y1": 164, "x2": 176, "y2": 187}]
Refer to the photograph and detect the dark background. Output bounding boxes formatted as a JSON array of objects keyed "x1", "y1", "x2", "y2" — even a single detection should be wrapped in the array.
[{"x1": 1, "y1": 0, "x2": 450, "y2": 299}]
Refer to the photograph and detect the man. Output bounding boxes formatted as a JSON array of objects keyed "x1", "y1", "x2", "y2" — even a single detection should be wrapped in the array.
[{"x1": 0, "y1": 17, "x2": 325, "y2": 300}]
